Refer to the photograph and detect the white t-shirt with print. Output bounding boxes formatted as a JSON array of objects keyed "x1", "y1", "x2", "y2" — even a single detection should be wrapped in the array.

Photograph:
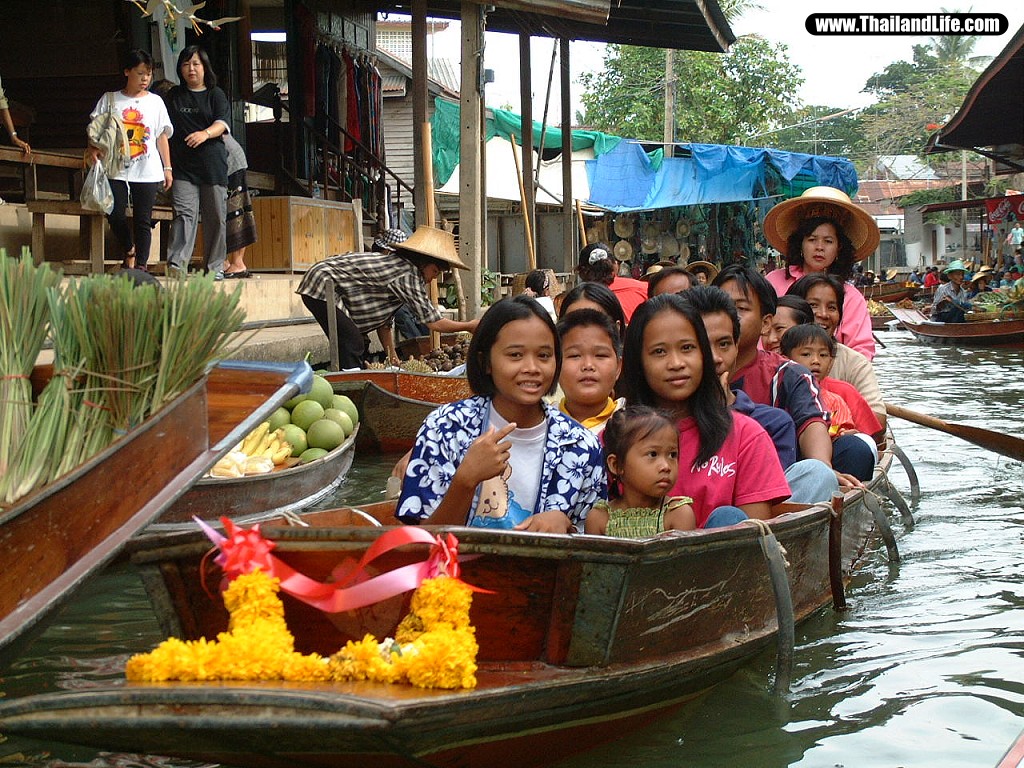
[
  {"x1": 90, "y1": 91, "x2": 173, "y2": 183},
  {"x1": 489, "y1": 406, "x2": 546, "y2": 514}
]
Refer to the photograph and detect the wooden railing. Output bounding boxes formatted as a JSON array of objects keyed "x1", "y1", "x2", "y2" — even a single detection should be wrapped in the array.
[{"x1": 276, "y1": 100, "x2": 414, "y2": 228}]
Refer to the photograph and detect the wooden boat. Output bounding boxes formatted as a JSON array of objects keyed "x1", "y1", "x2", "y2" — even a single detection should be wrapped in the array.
[
  {"x1": 0, "y1": 446, "x2": 908, "y2": 767},
  {"x1": 887, "y1": 305, "x2": 1024, "y2": 347},
  {"x1": 0, "y1": 360, "x2": 313, "y2": 658},
  {"x1": 153, "y1": 427, "x2": 358, "y2": 528},
  {"x1": 326, "y1": 370, "x2": 471, "y2": 453},
  {"x1": 859, "y1": 282, "x2": 918, "y2": 302},
  {"x1": 997, "y1": 727, "x2": 1024, "y2": 768}
]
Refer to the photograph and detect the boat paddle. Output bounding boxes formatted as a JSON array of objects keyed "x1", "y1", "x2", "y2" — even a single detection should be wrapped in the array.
[{"x1": 885, "y1": 403, "x2": 1024, "y2": 462}]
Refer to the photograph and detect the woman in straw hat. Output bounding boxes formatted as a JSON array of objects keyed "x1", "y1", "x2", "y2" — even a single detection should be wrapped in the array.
[
  {"x1": 762, "y1": 186, "x2": 880, "y2": 359},
  {"x1": 576, "y1": 242, "x2": 648, "y2": 323},
  {"x1": 296, "y1": 225, "x2": 479, "y2": 369}
]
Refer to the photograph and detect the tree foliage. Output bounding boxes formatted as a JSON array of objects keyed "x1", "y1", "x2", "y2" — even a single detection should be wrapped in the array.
[{"x1": 578, "y1": 35, "x2": 802, "y2": 143}]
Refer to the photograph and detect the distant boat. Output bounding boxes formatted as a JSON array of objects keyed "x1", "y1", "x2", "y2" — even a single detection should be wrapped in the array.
[
  {"x1": 859, "y1": 282, "x2": 918, "y2": 303},
  {"x1": 887, "y1": 306, "x2": 1024, "y2": 347}
]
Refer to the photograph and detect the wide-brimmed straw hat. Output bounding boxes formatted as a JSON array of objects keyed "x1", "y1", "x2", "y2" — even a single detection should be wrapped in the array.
[
  {"x1": 686, "y1": 260, "x2": 720, "y2": 281},
  {"x1": 885, "y1": 268, "x2": 899, "y2": 281},
  {"x1": 398, "y1": 226, "x2": 468, "y2": 270},
  {"x1": 970, "y1": 269, "x2": 993, "y2": 283},
  {"x1": 763, "y1": 186, "x2": 881, "y2": 262}
]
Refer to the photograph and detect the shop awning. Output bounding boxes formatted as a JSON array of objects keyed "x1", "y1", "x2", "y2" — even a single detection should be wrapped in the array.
[{"x1": 924, "y1": 24, "x2": 1024, "y2": 171}]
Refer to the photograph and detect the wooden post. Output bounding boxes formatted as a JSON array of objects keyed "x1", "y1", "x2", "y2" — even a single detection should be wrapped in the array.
[
  {"x1": 560, "y1": 37, "x2": 574, "y2": 272},
  {"x1": 519, "y1": 32, "x2": 536, "y2": 263},
  {"x1": 510, "y1": 134, "x2": 537, "y2": 270},
  {"x1": 576, "y1": 200, "x2": 586, "y2": 247},
  {"x1": 422, "y1": 123, "x2": 442, "y2": 348},
  {"x1": 326, "y1": 282, "x2": 340, "y2": 371},
  {"x1": 460, "y1": 1, "x2": 485, "y2": 319},
  {"x1": 412, "y1": 0, "x2": 429, "y2": 228}
]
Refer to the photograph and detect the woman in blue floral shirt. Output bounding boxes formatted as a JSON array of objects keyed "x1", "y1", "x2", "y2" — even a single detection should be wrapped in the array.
[{"x1": 397, "y1": 296, "x2": 607, "y2": 533}]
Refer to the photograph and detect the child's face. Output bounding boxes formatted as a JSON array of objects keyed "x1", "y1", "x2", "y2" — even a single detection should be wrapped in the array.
[
  {"x1": 487, "y1": 315, "x2": 557, "y2": 412},
  {"x1": 787, "y1": 338, "x2": 834, "y2": 381},
  {"x1": 701, "y1": 311, "x2": 738, "y2": 378},
  {"x1": 805, "y1": 283, "x2": 841, "y2": 336},
  {"x1": 610, "y1": 424, "x2": 679, "y2": 501},
  {"x1": 641, "y1": 309, "x2": 703, "y2": 413},
  {"x1": 559, "y1": 324, "x2": 621, "y2": 410},
  {"x1": 718, "y1": 279, "x2": 768, "y2": 356},
  {"x1": 763, "y1": 306, "x2": 802, "y2": 353}
]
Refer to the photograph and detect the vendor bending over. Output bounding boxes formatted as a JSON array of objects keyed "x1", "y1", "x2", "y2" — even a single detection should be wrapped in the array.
[{"x1": 297, "y1": 226, "x2": 479, "y2": 369}]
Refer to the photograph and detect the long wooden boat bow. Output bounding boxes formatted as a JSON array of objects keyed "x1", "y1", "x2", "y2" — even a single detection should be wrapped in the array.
[{"x1": 885, "y1": 403, "x2": 1024, "y2": 462}]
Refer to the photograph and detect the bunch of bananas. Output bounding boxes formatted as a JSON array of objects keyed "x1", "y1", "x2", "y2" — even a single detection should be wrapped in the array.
[{"x1": 210, "y1": 422, "x2": 293, "y2": 478}]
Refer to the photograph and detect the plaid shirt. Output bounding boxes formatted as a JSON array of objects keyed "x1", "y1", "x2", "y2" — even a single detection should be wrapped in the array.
[{"x1": 296, "y1": 251, "x2": 442, "y2": 333}]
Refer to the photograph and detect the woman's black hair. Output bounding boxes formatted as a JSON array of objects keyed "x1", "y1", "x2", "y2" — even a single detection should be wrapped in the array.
[
  {"x1": 784, "y1": 215, "x2": 857, "y2": 281},
  {"x1": 176, "y1": 45, "x2": 218, "y2": 89},
  {"x1": 556, "y1": 308, "x2": 623, "y2": 359},
  {"x1": 780, "y1": 322, "x2": 836, "y2": 357},
  {"x1": 787, "y1": 273, "x2": 846, "y2": 329},
  {"x1": 677, "y1": 284, "x2": 740, "y2": 342},
  {"x1": 622, "y1": 293, "x2": 731, "y2": 470},
  {"x1": 466, "y1": 295, "x2": 561, "y2": 397},
  {"x1": 557, "y1": 281, "x2": 627, "y2": 342},
  {"x1": 576, "y1": 242, "x2": 617, "y2": 285},
  {"x1": 647, "y1": 266, "x2": 695, "y2": 298},
  {"x1": 713, "y1": 263, "x2": 778, "y2": 316},
  {"x1": 524, "y1": 269, "x2": 548, "y2": 295},
  {"x1": 603, "y1": 405, "x2": 677, "y2": 500},
  {"x1": 774, "y1": 295, "x2": 814, "y2": 326},
  {"x1": 124, "y1": 49, "x2": 154, "y2": 72}
]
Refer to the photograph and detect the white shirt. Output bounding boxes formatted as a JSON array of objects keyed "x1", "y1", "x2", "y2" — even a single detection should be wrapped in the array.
[
  {"x1": 489, "y1": 405, "x2": 546, "y2": 513},
  {"x1": 90, "y1": 90, "x2": 173, "y2": 183}
]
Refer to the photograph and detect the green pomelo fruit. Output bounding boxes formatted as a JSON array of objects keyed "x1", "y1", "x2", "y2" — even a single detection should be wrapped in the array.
[
  {"x1": 298, "y1": 447, "x2": 329, "y2": 463},
  {"x1": 280, "y1": 424, "x2": 307, "y2": 457},
  {"x1": 283, "y1": 393, "x2": 306, "y2": 410},
  {"x1": 267, "y1": 407, "x2": 291, "y2": 433},
  {"x1": 306, "y1": 419, "x2": 345, "y2": 451},
  {"x1": 307, "y1": 375, "x2": 335, "y2": 410},
  {"x1": 290, "y1": 400, "x2": 325, "y2": 431},
  {"x1": 323, "y1": 408, "x2": 354, "y2": 438},
  {"x1": 332, "y1": 394, "x2": 359, "y2": 426}
]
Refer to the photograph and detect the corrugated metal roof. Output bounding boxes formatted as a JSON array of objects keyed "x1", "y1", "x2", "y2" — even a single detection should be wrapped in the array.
[
  {"x1": 418, "y1": 0, "x2": 733, "y2": 52},
  {"x1": 382, "y1": 74, "x2": 407, "y2": 95}
]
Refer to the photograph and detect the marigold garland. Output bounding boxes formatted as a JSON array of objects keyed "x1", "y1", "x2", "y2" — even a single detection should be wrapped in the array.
[{"x1": 126, "y1": 569, "x2": 478, "y2": 689}]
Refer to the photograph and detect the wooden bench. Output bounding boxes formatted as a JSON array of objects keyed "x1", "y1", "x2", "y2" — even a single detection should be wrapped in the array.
[{"x1": 26, "y1": 200, "x2": 174, "y2": 274}]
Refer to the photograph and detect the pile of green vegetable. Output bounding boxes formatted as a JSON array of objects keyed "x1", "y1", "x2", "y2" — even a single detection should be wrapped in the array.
[{"x1": 0, "y1": 250, "x2": 246, "y2": 506}]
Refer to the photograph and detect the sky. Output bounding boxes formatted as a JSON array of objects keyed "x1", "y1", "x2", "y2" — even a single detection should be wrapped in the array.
[{"x1": 429, "y1": 2, "x2": 1024, "y2": 124}]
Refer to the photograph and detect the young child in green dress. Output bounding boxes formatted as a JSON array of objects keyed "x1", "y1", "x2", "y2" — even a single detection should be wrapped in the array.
[{"x1": 584, "y1": 405, "x2": 696, "y2": 537}]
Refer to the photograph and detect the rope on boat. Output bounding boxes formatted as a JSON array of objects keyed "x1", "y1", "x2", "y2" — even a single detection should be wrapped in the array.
[
  {"x1": 749, "y1": 518, "x2": 795, "y2": 695},
  {"x1": 863, "y1": 492, "x2": 900, "y2": 563},
  {"x1": 889, "y1": 442, "x2": 921, "y2": 504},
  {"x1": 879, "y1": 467, "x2": 914, "y2": 530},
  {"x1": 828, "y1": 493, "x2": 848, "y2": 611}
]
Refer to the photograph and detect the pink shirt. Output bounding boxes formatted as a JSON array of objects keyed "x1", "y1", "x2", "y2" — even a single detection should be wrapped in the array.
[
  {"x1": 608, "y1": 276, "x2": 649, "y2": 323},
  {"x1": 765, "y1": 266, "x2": 876, "y2": 359},
  {"x1": 670, "y1": 411, "x2": 791, "y2": 527}
]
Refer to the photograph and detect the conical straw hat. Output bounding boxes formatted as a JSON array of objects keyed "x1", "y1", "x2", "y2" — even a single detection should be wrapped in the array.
[
  {"x1": 398, "y1": 226, "x2": 468, "y2": 270},
  {"x1": 763, "y1": 186, "x2": 880, "y2": 262}
]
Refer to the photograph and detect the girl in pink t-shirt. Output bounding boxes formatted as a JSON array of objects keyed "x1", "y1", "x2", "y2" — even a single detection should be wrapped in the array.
[{"x1": 622, "y1": 293, "x2": 791, "y2": 528}]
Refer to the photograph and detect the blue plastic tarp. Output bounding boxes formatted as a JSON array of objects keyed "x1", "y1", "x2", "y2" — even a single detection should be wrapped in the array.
[{"x1": 585, "y1": 141, "x2": 858, "y2": 212}]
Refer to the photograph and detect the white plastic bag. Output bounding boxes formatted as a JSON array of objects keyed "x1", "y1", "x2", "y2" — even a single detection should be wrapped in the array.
[{"x1": 81, "y1": 159, "x2": 113, "y2": 214}]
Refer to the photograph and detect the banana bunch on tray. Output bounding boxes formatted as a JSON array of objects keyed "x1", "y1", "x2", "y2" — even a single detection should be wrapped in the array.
[{"x1": 210, "y1": 422, "x2": 293, "y2": 478}]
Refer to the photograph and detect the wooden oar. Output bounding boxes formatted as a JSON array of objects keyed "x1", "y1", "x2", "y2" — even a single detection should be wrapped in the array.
[{"x1": 886, "y1": 403, "x2": 1024, "y2": 462}]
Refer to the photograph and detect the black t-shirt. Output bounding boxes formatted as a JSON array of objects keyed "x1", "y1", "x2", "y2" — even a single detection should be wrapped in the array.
[{"x1": 165, "y1": 85, "x2": 229, "y2": 186}]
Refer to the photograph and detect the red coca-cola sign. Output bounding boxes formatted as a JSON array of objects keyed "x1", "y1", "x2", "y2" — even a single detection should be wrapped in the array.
[{"x1": 985, "y1": 194, "x2": 1024, "y2": 224}]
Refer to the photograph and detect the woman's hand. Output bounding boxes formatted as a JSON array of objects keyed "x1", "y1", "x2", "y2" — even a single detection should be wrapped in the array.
[
  {"x1": 163, "y1": 167, "x2": 173, "y2": 191},
  {"x1": 13, "y1": 136, "x2": 31, "y2": 155},
  {"x1": 454, "y1": 424, "x2": 516, "y2": 488},
  {"x1": 515, "y1": 510, "x2": 573, "y2": 533},
  {"x1": 84, "y1": 146, "x2": 103, "y2": 166}
]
